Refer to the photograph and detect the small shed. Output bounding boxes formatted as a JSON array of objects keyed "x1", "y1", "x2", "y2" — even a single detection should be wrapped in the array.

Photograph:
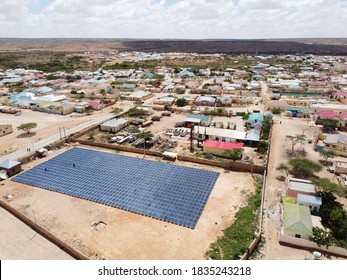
[
  {"x1": 297, "y1": 194, "x2": 322, "y2": 214},
  {"x1": 0, "y1": 159, "x2": 21, "y2": 177},
  {"x1": 283, "y1": 203, "x2": 313, "y2": 239}
]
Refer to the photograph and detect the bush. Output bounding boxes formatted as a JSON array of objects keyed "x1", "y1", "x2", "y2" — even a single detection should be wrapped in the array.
[
  {"x1": 176, "y1": 98, "x2": 187, "y2": 107},
  {"x1": 271, "y1": 108, "x2": 281, "y2": 114},
  {"x1": 256, "y1": 141, "x2": 268, "y2": 154},
  {"x1": 205, "y1": 178, "x2": 263, "y2": 259}
]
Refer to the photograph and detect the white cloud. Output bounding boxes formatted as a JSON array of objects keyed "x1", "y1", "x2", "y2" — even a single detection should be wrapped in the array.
[{"x1": 0, "y1": 0, "x2": 346, "y2": 38}]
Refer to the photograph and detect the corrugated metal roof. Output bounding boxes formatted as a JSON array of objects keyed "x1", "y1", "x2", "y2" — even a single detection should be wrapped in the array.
[
  {"x1": 288, "y1": 178, "x2": 316, "y2": 193},
  {"x1": 283, "y1": 203, "x2": 312, "y2": 236},
  {"x1": 204, "y1": 140, "x2": 244, "y2": 150},
  {"x1": 297, "y1": 194, "x2": 322, "y2": 205},
  {"x1": 187, "y1": 114, "x2": 210, "y2": 121},
  {"x1": 0, "y1": 159, "x2": 21, "y2": 169},
  {"x1": 101, "y1": 118, "x2": 128, "y2": 127},
  {"x1": 194, "y1": 126, "x2": 246, "y2": 140},
  {"x1": 247, "y1": 113, "x2": 264, "y2": 122}
]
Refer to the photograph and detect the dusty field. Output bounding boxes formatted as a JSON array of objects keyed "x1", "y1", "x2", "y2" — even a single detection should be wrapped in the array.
[
  {"x1": 0, "y1": 106, "x2": 114, "y2": 156},
  {"x1": 260, "y1": 115, "x2": 346, "y2": 260},
  {"x1": 0, "y1": 208, "x2": 74, "y2": 260},
  {"x1": 0, "y1": 144, "x2": 255, "y2": 260}
]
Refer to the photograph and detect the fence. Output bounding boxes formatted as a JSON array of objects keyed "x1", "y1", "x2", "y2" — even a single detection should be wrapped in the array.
[
  {"x1": 279, "y1": 234, "x2": 347, "y2": 258},
  {"x1": 240, "y1": 171, "x2": 267, "y2": 260},
  {"x1": 74, "y1": 139, "x2": 266, "y2": 174},
  {"x1": 0, "y1": 200, "x2": 88, "y2": 260},
  {"x1": 76, "y1": 139, "x2": 163, "y2": 157}
]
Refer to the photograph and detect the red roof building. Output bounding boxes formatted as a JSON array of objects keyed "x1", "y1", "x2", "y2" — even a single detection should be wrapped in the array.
[
  {"x1": 316, "y1": 110, "x2": 337, "y2": 119},
  {"x1": 203, "y1": 140, "x2": 244, "y2": 156}
]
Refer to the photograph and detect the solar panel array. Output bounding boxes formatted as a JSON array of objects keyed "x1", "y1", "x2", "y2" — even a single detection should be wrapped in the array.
[{"x1": 13, "y1": 147, "x2": 220, "y2": 228}]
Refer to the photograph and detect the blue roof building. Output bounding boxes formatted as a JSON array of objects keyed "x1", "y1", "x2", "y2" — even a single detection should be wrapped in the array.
[{"x1": 297, "y1": 194, "x2": 322, "y2": 214}]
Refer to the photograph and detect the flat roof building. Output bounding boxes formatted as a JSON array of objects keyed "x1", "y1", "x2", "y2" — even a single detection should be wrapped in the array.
[
  {"x1": 100, "y1": 118, "x2": 129, "y2": 133},
  {"x1": 287, "y1": 178, "x2": 316, "y2": 198}
]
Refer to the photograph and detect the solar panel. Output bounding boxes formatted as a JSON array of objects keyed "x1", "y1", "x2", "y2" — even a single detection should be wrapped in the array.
[{"x1": 13, "y1": 147, "x2": 220, "y2": 229}]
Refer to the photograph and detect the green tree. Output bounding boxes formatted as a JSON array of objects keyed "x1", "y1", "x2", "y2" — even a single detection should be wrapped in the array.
[
  {"x1": 276, "y1": 163, "x2": 290, "y2": 177},
  {"x1": 175, "y1": 87, "x2": 185, "y2": 94},
  {"x1": 313, "y1": 178, "x2": 347, "y2": 197},
  {"x1": 176, "y1": 98, "x2": 187, "y2": 107},
  {"x1": 242, "y1": 112, "x2": 250, "y2": 120},
  {"x1": 223, "y1": 148, "x2": 244, "y2": 161},
  {"x1": 318, "y1": 149, "x2": 336, "y2": 165},
  {"x1": 286, "y1": 134, "x2": 306, "y2": 155},
  {"x1": 271, "y1": 108, "x2": 281, "y2": 114},
  {"x1": 309, "y1": 227, "x2": 336, "y2": 248},
  {"x1": 288, "y1": 157, "x2": 322, "y2": 178},
  {"x1": 137, "y1": 131, "x2": 154, "y2": 153},
  {"x1": 100, "y1": 89, "x2": 106, "y2": 96},
  {"x1": 17, "y1": 122, "x2": 37, "y2": 134},
  {"x1": 318, "y1": 119, "x2": 339, "y2": 131},
  {"x1": 256, "y1": 140, "x2": 268, "y2": 154},
  {"x1": 111, "y1": 108, "x2": 123, "y2": 115},
  {"x1": 128, "y1": 108, "x2": 146, "y2": 118}
]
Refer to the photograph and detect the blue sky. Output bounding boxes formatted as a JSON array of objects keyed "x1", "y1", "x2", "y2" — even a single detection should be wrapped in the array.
[{"x1": 0, "y1": 0, "x2": 346, "y2": 38}]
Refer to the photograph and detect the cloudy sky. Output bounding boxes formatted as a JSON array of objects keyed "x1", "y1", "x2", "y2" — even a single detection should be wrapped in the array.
[{"x1": 0, "y1": 0, "x2": 346, "y2": 39}]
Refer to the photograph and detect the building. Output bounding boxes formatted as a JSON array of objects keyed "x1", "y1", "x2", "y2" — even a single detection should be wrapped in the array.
[
  {"x1": 88, "y1": 100, "x2": 104, "y2": 111},
  {"x1": 194, "y1": 96, "x2": 216, "y2": 106},
  {"x1": 120, "y1": 83, "x2": 136, "y2": 91},
  {"x1": 153, "y1": 96, "x2": 176, "y2": 105},
  {"x1": 193, "y1": 126, "x2": 246, "y2": 142},
  {"x1": 285, "y1": 99, "x2": 309, "y2": 107},
  {"x1": 287, "y1": 178, "x2": 316, "y2": 198},
  {"x1": 216, "y1": 96, "x2": 232, "y2": 107},
  {"x1": 285, "y1": 107, "x2": 311, "y2": 118},
  {"x1": 297, "y1": 194, "x2": 322, "y2": 214},
  {"x1": 246, "y1": 113, "x2": 264, "y2": 128},
  {"x1": 0, "y1": 159, "x2": 21, "y2": 177},
  {"x1": 324, "y1": 134, "x2": 347, "y2": 151},
  {"x1": 203, "y1": 140, "x2": 244, "y2": 157},
  {"x1": 330, "y1": 160, "x2": 347, "y2": 175},
  {"x1": 245, "y1": 129, "x2": 261, "y2": 144},
  {"x1": 283, "y1": 203, "x2": 313, "y2": 239},
  {"x1": 310, "y1": 103, "x2": 347, "y2": 114},
  {"x1": 127, "y1": 91, "x2": 153, "y2": 101},
  {"x1": 185, "y1": 114, "x2": 211, "y2": 127},
  {"x1": 266, "y1": 100, "x2": 289, "y2": 111},
  {"x1": 0, "y1": 124, "x2": 13, "y2": 137},
  {"x1": 100, "y1": 118, "x2": 129, "y2": 133}
]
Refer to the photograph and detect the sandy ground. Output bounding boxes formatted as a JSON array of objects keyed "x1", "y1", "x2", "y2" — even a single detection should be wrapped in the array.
[
  {"x1": 0, "y1": 106, "x2": 115, "y2": 156},
  {"x1": 0, "y1": 208, "x2": 74, "y2": 260},
  {"x1": 260, "y1": 115, "x2": 346, "y2": 260},
  {"x1": 0, "y1": 144, "x2": 255, "y2": 260}
]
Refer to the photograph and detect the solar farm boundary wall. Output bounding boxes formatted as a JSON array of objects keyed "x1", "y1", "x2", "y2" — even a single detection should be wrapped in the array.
[
  {"x1": 0, "y1": 200, "x2": 89, "y2": 260},
  {"x1": 240, "y1": 171, "x2": 267, "y2": 260},
  {"x1": 75, "y1": 139, "x2": 266, "y2": 174},
  {"x1": 279, "y1": 234, "x2": 347, "y2": 258}
]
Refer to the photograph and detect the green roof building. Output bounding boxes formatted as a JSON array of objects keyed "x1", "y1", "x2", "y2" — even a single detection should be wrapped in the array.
[{"x1": 283, "y1": 203, "x2": 313, "y2": 240}]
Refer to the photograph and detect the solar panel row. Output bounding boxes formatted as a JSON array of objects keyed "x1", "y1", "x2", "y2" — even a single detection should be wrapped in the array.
[{"x1": 13, "y1": 147, "x2": 220, "y2": 228}]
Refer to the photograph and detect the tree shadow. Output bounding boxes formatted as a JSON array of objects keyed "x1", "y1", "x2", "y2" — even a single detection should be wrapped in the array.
[
  {"x1": 276, "y1": 175, "x2": 286, "y2": 181},
  {"x1": 16, "y1": 132, "x2": 37, "y2": 138},
  {"x1": 318, "y1": 159, "x2": 333, "y2": 167},
  {"x1": 296, "y1": 149, "x2": 307, "y2": 157}
]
